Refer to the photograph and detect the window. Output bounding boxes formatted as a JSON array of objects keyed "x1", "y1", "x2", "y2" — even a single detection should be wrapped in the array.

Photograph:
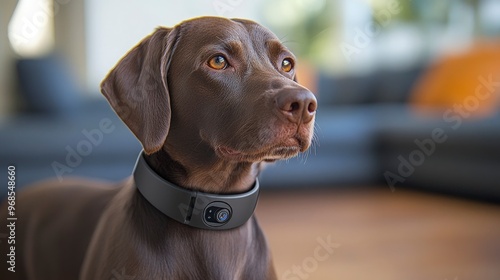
[{"x1": 8, "y1": 0, "x2": 54, "y2": 57}]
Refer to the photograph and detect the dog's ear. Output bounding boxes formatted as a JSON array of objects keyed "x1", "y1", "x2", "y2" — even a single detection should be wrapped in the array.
[{"x1": 101, "y1": 27, "x2": 179, "y2": 155}]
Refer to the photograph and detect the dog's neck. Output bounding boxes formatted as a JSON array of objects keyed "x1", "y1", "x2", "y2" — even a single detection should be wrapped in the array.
[{"x1": 144, "y1": 148, "x2": 261, "y2": 194}]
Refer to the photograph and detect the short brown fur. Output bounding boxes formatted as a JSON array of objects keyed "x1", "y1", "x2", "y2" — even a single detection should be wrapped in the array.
[{"x1": 0, "y1": 17, "x2": 316, "y2": 280}]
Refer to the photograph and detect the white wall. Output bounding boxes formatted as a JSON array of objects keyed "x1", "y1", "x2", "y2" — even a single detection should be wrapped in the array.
[{"x1": 85, "y1": 0, "x2": 265, "y2": 93}]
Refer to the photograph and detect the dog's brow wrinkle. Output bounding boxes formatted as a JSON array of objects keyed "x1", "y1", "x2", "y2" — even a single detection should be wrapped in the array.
[
  {"x1": 266, "y1": 40, "x2": 290, "y2": 57},
  {"x1": 223, "y1": 41, "x2": 244, "y2": 53}
]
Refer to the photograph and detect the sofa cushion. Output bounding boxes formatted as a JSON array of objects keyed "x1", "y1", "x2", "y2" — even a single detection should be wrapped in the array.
[{"x1": 16, "y1": 53, "x2": 82, "y2": 116}]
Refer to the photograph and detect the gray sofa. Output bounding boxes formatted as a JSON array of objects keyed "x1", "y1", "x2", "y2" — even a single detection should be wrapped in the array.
[
  {"x1": 262, "y1": 67, "x2": 500, "y2": 202},
  {"x1": 1, "y1": 54, "x2": 499, "y2": 202}
]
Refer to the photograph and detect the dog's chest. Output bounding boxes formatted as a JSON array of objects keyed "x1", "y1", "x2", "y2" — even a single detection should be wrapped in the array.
[{"x1": 138, "y1": 236, "x2": 252, "y2": 280}]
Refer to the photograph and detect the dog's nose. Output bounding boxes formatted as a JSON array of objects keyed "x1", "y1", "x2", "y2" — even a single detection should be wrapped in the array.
[{"x1": 276, "y1": 88, "x2": 317, "y2": 124}]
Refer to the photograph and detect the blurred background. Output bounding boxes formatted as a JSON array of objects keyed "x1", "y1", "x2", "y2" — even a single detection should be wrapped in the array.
[{"x1": 1, "y1": 0, "x2": 500, "y2": 279}]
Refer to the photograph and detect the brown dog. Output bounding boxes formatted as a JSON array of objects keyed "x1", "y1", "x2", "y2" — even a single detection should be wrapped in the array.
[{"x1": 0, "y1": 17, "x2": 316, "y2": 279}]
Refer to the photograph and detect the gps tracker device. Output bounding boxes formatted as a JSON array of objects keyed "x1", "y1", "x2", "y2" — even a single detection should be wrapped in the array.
[{"x1": 133, "y1": 152, "x2": 260, "y2": 230}]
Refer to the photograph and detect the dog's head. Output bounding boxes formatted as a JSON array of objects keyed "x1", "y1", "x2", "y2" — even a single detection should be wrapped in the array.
[{"x1": 101, "y1": 17, "x2": 316, "y2": 164}]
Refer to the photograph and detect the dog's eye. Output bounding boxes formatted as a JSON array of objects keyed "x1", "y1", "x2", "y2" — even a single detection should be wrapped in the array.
[
  {"x1": 208, "y1": 55, "x2": 228, "y2": 70},
  {"x1": 281, "y1": 58, "x2": 294, "y2": 72}
]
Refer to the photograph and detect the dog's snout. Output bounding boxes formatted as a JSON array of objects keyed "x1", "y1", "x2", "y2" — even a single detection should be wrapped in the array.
[{"x1": 276, "y1": 89, "x2": 317, "y2": 124}]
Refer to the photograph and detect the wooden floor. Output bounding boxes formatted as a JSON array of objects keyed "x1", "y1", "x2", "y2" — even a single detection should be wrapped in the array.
[{"x1": 256, "y1": 188, "x2": 500, "y2": 280}]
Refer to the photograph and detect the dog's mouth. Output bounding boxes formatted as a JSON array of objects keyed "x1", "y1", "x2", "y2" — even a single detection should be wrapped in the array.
[{"x1": 216, "y1": 136, "x2": 306, "y2": 162}]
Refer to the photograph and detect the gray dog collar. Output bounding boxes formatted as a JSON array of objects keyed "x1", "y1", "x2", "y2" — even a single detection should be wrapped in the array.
[{"x1": 133, "y1": 152, "x2": 259, "y2": 230}]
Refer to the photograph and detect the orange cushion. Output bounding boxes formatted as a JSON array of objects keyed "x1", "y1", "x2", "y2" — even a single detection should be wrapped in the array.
[{"x1": 410, "y1": 41, "x2": 500, "y2": 118}]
